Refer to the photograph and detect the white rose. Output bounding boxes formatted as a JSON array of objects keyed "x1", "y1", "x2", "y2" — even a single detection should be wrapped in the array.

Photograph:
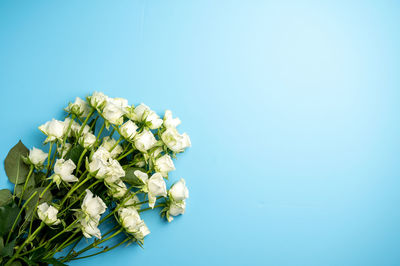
[
  {"x1": 167, "y1": 201, "x2": 186, "y2": 222},
  {"x1": 102, "y1": 97, "x2": 128, "y2": 125},
  {"x1": 57, "y1": 143, "x2": 72, "y2": 158},
  {"x1": 106, "y1": 179, "x2": 128, "y2": 198},
  {"x1": 39, "y1": 119, "x2": 66, "y2": 142},
  {"x1": 134, "y1": 130, "x2": 157, "y2": 152},
  {"x1": 147, "y1": 173, "x2": 167, "y2": 208},
  {"x1": 133, "y1": 103, "x2": 149, "y2": 122},
  {"x1": 169, "y1": 178, "x2": 189, "y2": 201},
  {"x1": 28, "y1": 147, "x2": 48, "y2": 168},
  {"x1": 120, "y1": 120, "x2": 138, "y2": 141},
  {"x1": 133, "y1": 170, "x2": 149, "y2": 184},
  {"x1": 118, "y1": 207, "x2": 150, "y2": 240},
  {"x1": 104, "y1": 159, "x2": 125, "y2": 184},
  {"x1": 154, "y1": 154, "x2": 175, "y2": 177},
  {"x1": 65, "y1": 97, "x2": 91, "y2": 117},
  {"x1": 163, "y1": 110, "x2": 181, "y2": 128},
  {"x1": 53, "y1": 159, "x2": 78, "y2": 184},
  {"x1": 125, "y1": 105, "x2": 138, "y2": 121},
  {"x1": 161, "y1": 128, "x2": 191, "y2": 153},
  {"x1": 143, "y1": 109, "x2": 163, "y2": 129},
  {"x1": 88, "y1": 147, "x2": 111, "y2": 179},
  {"x1": 82, "y1": 189, "x2": 107, "y2": 218},
  {"x1": 100, "y1": 136, "x2": 123, "y2": 158},
  {"x1": 80, "y1": 216, "x2": 101, "y2": 239},
  {"x1": 37, "y1": 202, "x2": 61, "y2": 226},
  {"x1": 70, "y1": 120, "x2": 91, "y2": 137},
  {"x1": 79, "y1": 132, "x2": 97, "y2": 149},
  {"x1": 88, "y1": 92, "x2": 108, "y2": 110}
]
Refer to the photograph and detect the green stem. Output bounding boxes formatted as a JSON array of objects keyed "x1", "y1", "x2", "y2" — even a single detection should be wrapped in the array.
[
  {"x1": 6, "y1": 191, "x2": 38, "y2": 244},
  {"x1": 70, "y1": 238, "x2": 129, "y2": 261},
  {"x1": 59, "y1": 115, "x2": 75, "y2": 157},
  {"x1": 18, "y1": 165, "x2": 34, "y2": 206},
  {"x1": 117, "y1": 148, "x2": 134, "y2": 161},
  {"x1": 99, "y1": 190, "x2": 142, "y2": 224},
  {"x1": 46, "y1": 142, "x2": 54, "y2": 176},
  {"x1": 95, "y1": 123, "x2": 106, "y2": 147},
  {"x1": 28, "y1": 181, "x2": 53, "y2": 237},
  {"x1": 6, "y1": 222, "x2": 45, "y2": 265},
  {"x1": 60, "y1": 174, "x2": 92, "y2": 206},
  {"x1": 76, "y1": 148, "x2": 87, "y2": 174},
  {"x1": 109, "y1": 137, "x2": 122, "y2": 153},
  {"x1": 76, "y1": 108, "x2": 95, "y2": 141},
  {"x1": 139, "y1": 204, "x2": 165, "y2": 213}
]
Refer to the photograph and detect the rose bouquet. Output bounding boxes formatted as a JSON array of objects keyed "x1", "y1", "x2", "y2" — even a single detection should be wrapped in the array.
[{"x1": 0, "y1": 92, "x2": 191, "y2": 265}]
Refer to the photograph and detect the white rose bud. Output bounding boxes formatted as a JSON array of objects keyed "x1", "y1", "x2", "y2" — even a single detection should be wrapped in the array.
[
  {"x1": 88, "y1": 92, "x2": 108, "y2": 110},
  {"x1": 161, "y1": 128, "x2": 191, "y2": 153},
  {"x1": 154, "y1": 154, "x2": 175, "y2": 177},
  {"x1": 167, "y1": 201, "x2": 186, "y2": 222},
  {"x1": 88, "y1": 147, "x2": 111, "y2": 179},
  {"x1": 100, "y1": 136, "x2": 123, "y2": 158},
  {"x1": 120, "y1": 120, "x2": 138, "y2": 141},
  {"x1": 80, "y1": 217, "x2": 102, "y2": 239},
  {"x1": 65, "y1": 97, "x2": 91, "y2": 118},
  {"x1": 107, "y1": 179, "x2": 128, "y2": 198},
  {"x1": 169, "y1": 178, "x2": 189, "y2": 201},
  {"x1": 79, "y1": 132, "x2": 97, "y2": 149},
  {"x1": 133, "y1": 103, "x2": 149, "y2": 122},
  {"x1": 163, "y1": 110, "x2": 181, "y2": 128},
  {"x1": 82, "y1": 189, "x2": 107, "y2": 218},
  {"x1": 102, "y1": 98, "x2": 128, "y2": 126},
  {"x1": 37, "y1": 202, "x2": 61, "y2": 226},
  {"x1": 143, "y1": 109, "x2": 163, "y2": 129},
  {"x1": 39, "y1": 119, "x2": 66, "y2": 143},
  {"x1": 147, "y1": 173, "x2": 167, "y2": 208},
  {"x1": 134, "y1": 130, "x2": 157, "y2": 152},
  {"x1": 118, "y1": 207, "x2": 150, "y2": 240},
  {"x1": 52, "y1": 159, "x2": 78, "y2": 185},
  {"x1": 104, "y1": 159, "x2": 125, "y2": 184},
  {"x1": 27, "y1": 147, "x2": 48, "y2": 168}
]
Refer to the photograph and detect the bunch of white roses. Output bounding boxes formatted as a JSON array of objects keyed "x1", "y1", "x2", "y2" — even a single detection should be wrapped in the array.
[{"x1": 0, "y1": 92, "x2": 191, "y2": 265}]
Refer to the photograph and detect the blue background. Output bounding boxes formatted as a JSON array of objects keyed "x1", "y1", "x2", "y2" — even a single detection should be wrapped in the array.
[{"x1": 1, "y1": 1, "x2": 400, "y2": 265}]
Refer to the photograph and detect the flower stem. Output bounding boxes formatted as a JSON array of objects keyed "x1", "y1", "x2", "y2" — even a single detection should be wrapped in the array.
[
  {"x1": 60, "y1": 174, "x2": 92, "y2": 207},
  {"x1": 76, "y1": 148, "x2": 87, "y2": 174},
  {"x1": 70, "y1": 237, "x2": 129, "y2": 261},
  {"x1": 18, "y1": 165, "x2": 34, "y2": 206},
  {"x1": 46, "y1": 142, "x2": 54, "y2": 176},
  {"x1": 6, "y1": 191, "x2": 38, "y2": 244}
]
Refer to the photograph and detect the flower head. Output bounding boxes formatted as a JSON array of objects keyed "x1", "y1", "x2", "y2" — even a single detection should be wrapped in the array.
[
  {"x1": 37, "y1": 203, "x2": 61, "y2": 226},
  {"x1": 65, "y1": 97, "x2": 91, "y2": 118}
]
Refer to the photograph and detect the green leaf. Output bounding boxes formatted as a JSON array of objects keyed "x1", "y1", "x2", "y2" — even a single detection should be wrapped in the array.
[
  {"x1": 121, "y1": 167, "x2": 144, "y2": 186},
  {"x1": 4, "y1": 141, "x2": 30, "y2": 184},
  {"x1": 9, "y1": 260, "x2": 22, "y2": 266},
  {"x1": 65, "y1": 144, "x2": 84, "y2": 165},
  {"x1": 25, "y1": 187, "x2": 52, "y2": 221},
  {"x1": 0, "y1": 206, "x2": 20, "y2": 237},
  {"x1": 0, "y1": 189, "x2": 12, "y2": 207},
  {"x1": 0, "y1": 238, "x2": 15, "y2": 257}
]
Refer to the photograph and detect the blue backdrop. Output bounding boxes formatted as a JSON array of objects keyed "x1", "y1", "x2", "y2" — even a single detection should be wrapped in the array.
[{"x1": 1, "y1": 1, "x2": 400, "y2": 265}]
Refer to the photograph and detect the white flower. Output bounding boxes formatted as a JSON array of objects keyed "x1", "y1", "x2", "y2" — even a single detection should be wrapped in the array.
[
  {"x1": 161, "y1": 128, "x2": 191, "y2": 153},
  {"x1": 167, "y1": 201, "x2": 186, "y2": 222},
  {"x1": 133, "y1": 104, "x2": 149, "y2": 122},
  {"x1": 37, "y1": 202, "x2": 61, "y2": 226},
  {"x1": 53, "y1": 159, "x2": 78, "y2": 185},
  {"x1": 27, "y1": 147, "x2": 48, "y2": 168},
  {"x1": 39, "y1": 119, "x2": 66, "y2": 143},
  {"x1": 163, "y1": 110, "x2": 181, "y2": 128},
  {"x1": 133, "y1": 170, "x2": 149, "y2": 184},
  {"x1": 143, "y1": 109, "x2": 163, "y2": 129},
  {"x1": 118, "y1": 207, "x2": 150, "y2": 240},
  {"x1": 79, "y1": 132, "x2": 97, "y2": 149},
  {"x1": 104, "y1": 159, "x2": 125, "y2": 184},
  {"x1": 65, "y1": 97, "x2": 91, "y2": 117},
  {"x1": 106, "y1": 179, "x2": 128, "y2": 198},
  {"x1": 80, "y1": 216, "x2": 102, "y2": 239},
  {"x1": 133, "y1": 171, "x2": 166, "y2": 208},
  {"x1": 120, "y1": 120, "x2": 138, "y2": 141},
  {"x1": 88, "y1": 147, "x2": 111, "y2": 179},
  {"x1": 134, "y1": 130, "x2": 157, "y2": 152},
  {"x1": 102, "y1": 97, "x2": 128, "y2": 125},
  {"x1": 88, "y1": 92, "x2": 108, "y2": 110},
  {"x1": 100, "y1": 136, "x2": 123, "y2": 158},
  {"x1": 169, "y1": 178, "x2": 189, "y2": 201},
  {"x1": 57, "y1": 143, "x2": 72, "y2": 158},
  {"x1": 82, "y1": 189, "x2": 107, "y2": 219},
  {"x1": 154, "y1": 154, "x2": 175, "y2": 177},
  {"x1": 70, "y1": 119, "x2": 91, "y2": 137}
]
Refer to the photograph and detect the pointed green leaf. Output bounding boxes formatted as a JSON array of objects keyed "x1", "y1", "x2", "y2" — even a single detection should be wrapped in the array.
[
  {"x1": 0, "y1": 206, "x2": 20, "y2": 237},
  {"x1": 4, "y1": 141, "x2": 30, "y2": 184},
  {"x1": 0, "y1": 189, "x2": 12, "y2": 207}
]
